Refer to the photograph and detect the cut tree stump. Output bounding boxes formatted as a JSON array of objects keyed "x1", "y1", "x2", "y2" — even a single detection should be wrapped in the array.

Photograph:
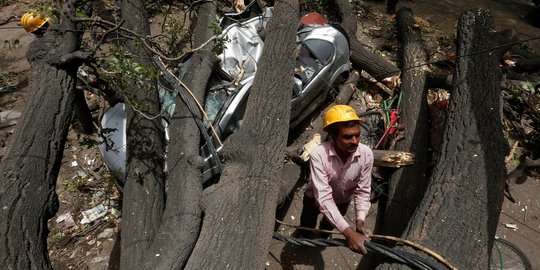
[
  {"x1": 376, "y1": 8, "x2": 507, "y2": 270},
  {"x1": 373, "y1": 150, "x2": 414, "y2": 168},
  {"x1": 376, "y1": 6, "x2": 431, "y2": 238}
]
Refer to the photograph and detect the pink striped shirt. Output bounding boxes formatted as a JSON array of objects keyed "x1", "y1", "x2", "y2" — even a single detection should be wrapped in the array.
[{"x1": 305, "y1": 140, "x2": 373, "y2": 232}]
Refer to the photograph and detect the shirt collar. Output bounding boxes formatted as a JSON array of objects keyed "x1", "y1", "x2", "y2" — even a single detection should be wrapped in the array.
[{"x1": 326, "y1": 140, "x2": 361, "y2": 159}]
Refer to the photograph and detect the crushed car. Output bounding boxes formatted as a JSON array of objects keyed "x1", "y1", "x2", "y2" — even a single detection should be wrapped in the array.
[{"x1": 98, "y1": 8, "x2": 351, "y2": 183}]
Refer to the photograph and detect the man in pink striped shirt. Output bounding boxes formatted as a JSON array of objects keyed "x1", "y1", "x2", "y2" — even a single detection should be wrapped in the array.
[{"x1": 299, "y1": 105, "x2": 373, "y2": 254}]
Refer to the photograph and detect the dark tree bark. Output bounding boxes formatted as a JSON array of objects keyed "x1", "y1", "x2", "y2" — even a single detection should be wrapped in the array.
[
  {"x1": 349, "y1": 39, "x2": 401, "y2": 80},
  {"x1": 331, "y1": 0, "x2": 401, "y2": 80},
  {"x1": 511, "y1": 57, "x2": 540, "y2": 73},
  {"x1": 144, "y1": 2, "x2": 218, "y2": 269},
  {"x1": 335, "y1": 70, "x2": 360, "y2": 104},
  {"x1": 376, "y1": 7, "x2": 431, "y2": 237},
  {"x1": 0, "y1": 6, "x2": 84, "y2": 269},
  {"x1": 118, "y1": 0, "x2": 167, "y2": 268},
  {"x1": 73, "y1": 88, "x2": 94, "y2": 134},
  {"x1": 426, "y1": 72, "x2": 453, "y2": 90},
  {"x1": 387, "y1": 0, "x2": 399, "y2": 14},
  {"x1": 183, "y1": 0, "x2": 299, "y2": 268},
  {"x1": 376, "y1": 9, "x2": 507, "y2": 269}
]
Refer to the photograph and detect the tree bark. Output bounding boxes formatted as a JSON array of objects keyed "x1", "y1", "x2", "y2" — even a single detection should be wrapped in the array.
[
  {"x1": 335, "y1": 70, "x2": 360, "y2": 104},
  {"x1": 144, "y1": 2, "x2": 218, "y2": 269},
  {"x1": 426, "y1": 72, "x2": 453, "y2": 90},
  {"x1": 387, "y1": 0, "x2": 399, "y2": 14},
  {"x1": 73, "y1": 88, "x2": 94, "y2": 134},
  {"x1": 184, "y1": 0, "x2": 299, "y2": 268},
  {"x1": 0, "y1": 9, "x2": 83, "y2": 270},
  {"x1": 377, "y1": 7, "x2": 431, "y2": 237},
  {"x1": 376, "y1": 9, "x2": 507, "y2": 269},
  {"x1": 117, "y1": 0, "x2": 167, "y2": 268}
]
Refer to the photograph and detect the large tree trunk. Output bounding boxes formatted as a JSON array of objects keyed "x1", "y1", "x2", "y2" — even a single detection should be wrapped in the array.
[
  {"x1": 144, "y1": 2, "x2": 218, "y2": 269},
  {"x1": 118, "y1": 0, "x2": 167, "y2": 268},
  {"x1": 377, "y1": 7, "x2": 431, "y2": 237},
  {"x1": 184, "y1": 0, "x2": 299, "y2": 268},
  {"x1": 0, "y1": 9, "x2": 83, "y2": 270},
  {"x1": 376, "y1": 9, "x2": 507, "y2": 269}
]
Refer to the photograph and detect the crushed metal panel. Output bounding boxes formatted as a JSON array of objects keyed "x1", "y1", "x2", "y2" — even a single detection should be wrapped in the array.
[{"x1": 219, "y1": 7, "x2": 273, "y2": 81}]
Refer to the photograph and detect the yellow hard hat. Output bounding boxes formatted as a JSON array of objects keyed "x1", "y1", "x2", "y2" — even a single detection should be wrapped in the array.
[
  {"x1": 21, "y1": 12, "x2": 49, "y2": 33},
  {"x1": 323, "y1": 105, "x2": 361, "y2": 130}
]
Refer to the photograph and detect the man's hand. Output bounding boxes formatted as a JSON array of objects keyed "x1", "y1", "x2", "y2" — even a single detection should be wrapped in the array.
[
  {"x1": 356, "y1": 220, "x2": 372, "y2": 237},
  {"x1": 343, "y1": 227, "x2": 368, "y2": 254}
]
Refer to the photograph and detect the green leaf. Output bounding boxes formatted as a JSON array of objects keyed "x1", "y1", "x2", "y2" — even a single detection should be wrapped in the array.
[{"x1": 521, "y1": 82, "x2": 535, "y2": 92}]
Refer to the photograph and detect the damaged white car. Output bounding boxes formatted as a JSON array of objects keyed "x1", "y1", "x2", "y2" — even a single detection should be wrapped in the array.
[{"x1": 98, "y1": 9, "x2": 351, "y2": 183}]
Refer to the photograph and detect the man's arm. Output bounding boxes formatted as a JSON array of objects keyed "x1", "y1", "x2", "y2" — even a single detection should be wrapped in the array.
[
  {"x1": 309, "y1": 153, "x2": 350, "y2": 232},
  {"x1": 310, "y1": 153, "x2": 368, "y2": 254},
  {"x1": 354, "y1": 148, "x2": 374, "y2": 226},
  {"x1": 343, "y1": 227, "x2": 369, "y2": 254},
  {"x1": 348, "y1": 148, "x2": 374, "y2": 254}
]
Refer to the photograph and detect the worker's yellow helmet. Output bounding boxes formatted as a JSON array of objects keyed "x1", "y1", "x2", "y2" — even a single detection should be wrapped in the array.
[
  {"x1": 21, "y1": 12, "x2": 49, "y2": 33},
  {"x1": 322, "y1": 105, "x2": 361, "y2": 130}
]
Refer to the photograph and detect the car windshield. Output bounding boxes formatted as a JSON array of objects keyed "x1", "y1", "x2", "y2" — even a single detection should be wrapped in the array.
[
  {"x1": 205, "y1": 83, "x2": 232, "y2": 122},
  {"x1": 304, "y1": 39, "x2": 333, "y2": 65},
  {"x1": 210, "y1": 85, "x2": 242, "y2": 125}
]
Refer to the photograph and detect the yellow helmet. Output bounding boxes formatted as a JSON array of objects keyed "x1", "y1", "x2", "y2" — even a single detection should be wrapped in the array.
[
  {"x1": 322, "y1": 105, "x2": 361, "y2": 130},
  {"x1": 21, "y1": 12, "x2": 50, "y2": 33}
]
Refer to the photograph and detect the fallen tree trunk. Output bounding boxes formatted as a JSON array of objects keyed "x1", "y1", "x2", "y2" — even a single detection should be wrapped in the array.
[
  {"x1": 376, "y1": 9, "x2": 507, "y2": 269},
  {"x1": 115, "y1": 1, "x2": 220, "y2": 270},
  {"x1": 330, "y1": 0, "x2": 401, "y2": 80},
  {"x1": 376, "y1": 6, "x2": 431, "y2": 237},
  {"x1": 141, "y1": 2, "x2": 218, "y2": 269},
  {"x1": 426, "y1": 72, "x2": 453, "y2": 90},
  {"x1": 0, "y1": 6, "x2": 84, "y2": 269},
  {"x1": 504, "y1": 68, "x2": 540, "y2": 82},
  {"x1": 335, "y1": 70, "x2": 360, "y2": 104},
  {"x1": 349, "y1": 39, "x2": 400, "y2": 80},
  {"x1": 183, "y1": 1, "x2": 299, "y2": 268},
  {"x1": 118, "y1": 0, "x2": 167, "y2": 268},
  {"x1": 287, "y1": 146, "x2": 414, "y2": 169},
  {"x1": 511, "y1": 57, "x2": 540, "y2": 73}
]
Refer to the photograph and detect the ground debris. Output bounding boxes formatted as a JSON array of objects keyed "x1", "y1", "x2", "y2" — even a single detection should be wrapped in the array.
[
  {"x1": 503, "y1": 223, "x2": 518, "y2": 230},
  {"x1": 0, "y1": 110, "x2": 21, "y2": 128}
]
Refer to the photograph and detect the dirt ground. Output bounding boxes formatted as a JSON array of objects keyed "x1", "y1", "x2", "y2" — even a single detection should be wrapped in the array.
[{"x1": 1, "y1": 0, "x2": 539, "y2": 269}]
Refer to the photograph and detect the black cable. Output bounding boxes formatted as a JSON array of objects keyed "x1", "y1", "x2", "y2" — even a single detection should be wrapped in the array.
[
  {"x1": 372, "y1": 242, "x2": 431, "y2": 270},
  {"x1": 272, "y1": 232, "x2": 407, "y2": 262},
  {"x1": 373, "y1": 242, "x2": 448, "y2": 270},
  {"x1": 272, "y1": 232, "x2": 450, "y2": 270}
]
